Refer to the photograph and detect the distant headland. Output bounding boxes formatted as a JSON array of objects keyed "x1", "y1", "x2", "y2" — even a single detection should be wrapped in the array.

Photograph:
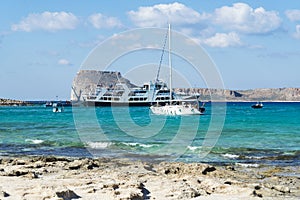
[{"x1": 0, "y1": 98, "x2": 30, "y2": 106}]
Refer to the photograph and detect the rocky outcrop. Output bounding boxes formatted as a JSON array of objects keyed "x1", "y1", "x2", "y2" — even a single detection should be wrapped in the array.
[
  {"x1": 0, "y1": 156, "x2": 299, "y2": 199},
  {"x1": 71, "y1": 70, "x2": 136, "y2": 101},
  {"x1": 0, "y1": 98, "x2": 29, "y2": 106}
]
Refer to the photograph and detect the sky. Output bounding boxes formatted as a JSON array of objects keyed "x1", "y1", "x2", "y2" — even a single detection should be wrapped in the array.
[{"x1": 1, "y1": 0, "x2": 300, "y2": 100}]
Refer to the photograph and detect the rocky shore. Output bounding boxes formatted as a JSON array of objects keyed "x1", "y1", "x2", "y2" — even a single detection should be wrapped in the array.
[
  {"x1": 0, "y1": 98, "x2": 29, "y2": 106},
  {"x1": 0, "y1": 156, "x2": 299, "y2": 199}
]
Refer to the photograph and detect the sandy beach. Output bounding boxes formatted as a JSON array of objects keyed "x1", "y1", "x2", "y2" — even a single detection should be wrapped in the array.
[{"x1": 0, "y1": 156, "x2": 299, "y2": 200}]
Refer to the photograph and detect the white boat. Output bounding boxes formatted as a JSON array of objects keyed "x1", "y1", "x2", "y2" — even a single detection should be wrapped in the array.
[
  {"x1": 52, "y1": 102, "x2": 64, "y2": 112},
  {"x1": 82, "y1": 80, "x2": 181, "y2": 106},
  {"x1": 151, "y1": 101, "x2": 205, "y2": 115},
  {"x1": 150, "y1": 24, "x2": 205, "y2": 116}
]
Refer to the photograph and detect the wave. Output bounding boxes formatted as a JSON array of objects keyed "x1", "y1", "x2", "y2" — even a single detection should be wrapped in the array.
[
  {"x1": 86, "y1": 142, "x2": 112, "y2": 149},
  {"x1": 222, "y1": 153, "x2": 240, "y2": 159},
  {"x1": 25, "y1": 139, "x2": 44, "y2": 144},
  {"x1": 85, "y1": 141, "x2": 159, "y2": 150},
  {"x1": 235, "y1": 163, "x2": 260, "y2": 168}
]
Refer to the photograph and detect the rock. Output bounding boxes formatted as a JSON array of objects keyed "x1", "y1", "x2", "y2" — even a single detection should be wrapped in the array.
[
  {"x1": 224, "y1": 181, "x2": 232, "y2": 185},
  {"x1": 56, "y1": 189, "x2": 81, "y2": 200},
  {"x1": 68, "y1": 160, "x2": 83, "y2": 170},
  {"x1": 7, "y1": 170, "x2": 29, "y2": 177},
  {"x1": 27, "y1": 171, "x2": 39, "y2": 179},
  {"x1": 273, "y1": 185, "x2": 290, "y2": 193},
  {"x1": 33, "y1": 161, "x2": 46, "y2": 168},
  {"x1": 0, "y1": 191, "x2": 10, "y2": 197},
  {"x1": 253, "y1": 190, "x2": 263, "y2": 198},
  {"x1": 85, "y1": 160, "x2": 99, "y2": 170},
  {"x1": 71, "y1": 70, "x2": 136, "y2": 101},
  {"x1": 12, "y1": 159, "x2": 27, "y2": 165},
  {"x1": 202, "y1": 166, "x2": 216, "y2": 175},
  {"x1": 254, "y1": 185, "x2": 261, "y2": 190},
  {"x1": 177, "y1": 188, "x2": 201, "y2": 199},
  {"x1": 116, "y1": 188, "x2": 144, "y2": 200}
]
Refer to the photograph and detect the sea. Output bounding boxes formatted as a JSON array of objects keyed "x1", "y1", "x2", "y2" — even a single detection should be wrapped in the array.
[{"x1": 0, "y1": 102, "x2": 299, "y2": 166}]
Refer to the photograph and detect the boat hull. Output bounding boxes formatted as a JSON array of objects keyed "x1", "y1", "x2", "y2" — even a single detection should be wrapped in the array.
[
  {"x1": 82, "y1": 101, "x2": 166, "y2": 107},
  {"x1": 150, "y1": 105, "x2": 204, "y2": 115}
]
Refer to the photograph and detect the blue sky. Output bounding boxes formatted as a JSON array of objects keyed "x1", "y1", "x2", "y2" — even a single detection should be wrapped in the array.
[{"x1": 1, "y1": 0, "x2": 300, "y2": 100}]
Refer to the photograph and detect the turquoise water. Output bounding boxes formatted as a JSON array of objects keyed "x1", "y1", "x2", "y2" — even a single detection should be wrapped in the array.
[{"x1": 0, "y1": 102, "x2": 299, "y2": 166}]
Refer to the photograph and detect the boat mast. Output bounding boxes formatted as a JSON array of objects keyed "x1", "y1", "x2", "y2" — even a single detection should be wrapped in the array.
[{"x1": 168, "y1": 23, "x2": 172, "y2": 102}]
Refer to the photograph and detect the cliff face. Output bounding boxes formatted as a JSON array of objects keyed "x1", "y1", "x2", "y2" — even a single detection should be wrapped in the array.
[
  {"x1": 71, "y1": 70, "x2": 300, "y2": 102},
  {"x1": 71, "y1": 70, "x2": 136, "y2": 101}
]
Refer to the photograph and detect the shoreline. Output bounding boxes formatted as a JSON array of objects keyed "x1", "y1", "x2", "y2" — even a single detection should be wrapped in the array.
[{"x1": 0, "y1": 155, "x2": 299, "y2": 199}]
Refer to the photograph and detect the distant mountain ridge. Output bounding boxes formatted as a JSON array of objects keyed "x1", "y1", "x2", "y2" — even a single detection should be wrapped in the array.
[
  {"x1": 71, "y1": 70, "x2": 300, "y2": 102},
  {"x1": 174, "y1": 88, "x2": 300, "y2": 102}
]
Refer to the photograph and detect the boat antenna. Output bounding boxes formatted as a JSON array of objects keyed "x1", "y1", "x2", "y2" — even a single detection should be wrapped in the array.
[
  {"x1": 168, "y1": 23, "x2": 172, "y2": 103},
  {"x1": 155, "y1": 26, "x2": 169, "y2": 82}
]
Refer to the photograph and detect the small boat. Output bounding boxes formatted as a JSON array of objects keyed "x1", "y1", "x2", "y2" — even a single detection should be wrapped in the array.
[
  {"x1": 44, "y1": 101, "x2": 53, "y2": 107},
  {"x1": 150, "y1": 24, "x2": 205, "y2": 116},
  {"x1": 251, "y1": 102, "x2": 263, "y2": 109},
  {"x1": 52, "y1": 102, "x2": 64, "y2": 112}
]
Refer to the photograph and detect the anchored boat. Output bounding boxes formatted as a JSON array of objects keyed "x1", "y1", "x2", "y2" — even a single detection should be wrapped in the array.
[{"x1": 150, "y1": 24, "x2": 205, "y2": 115}]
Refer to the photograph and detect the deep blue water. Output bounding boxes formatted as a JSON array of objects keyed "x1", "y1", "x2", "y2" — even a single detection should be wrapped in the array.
[{"x1": 0, "y1": 102, "x2": 299, "y2": 166}]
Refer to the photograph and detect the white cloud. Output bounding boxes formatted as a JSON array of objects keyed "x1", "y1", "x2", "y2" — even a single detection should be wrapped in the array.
[
  {"x1": 293, "y1": 25, "x2": 300, "y2": 39},
  {"x1": 213, "y1": 3, "x2": 281, "y2": 34},
  {"x1": 285, "y1": 10, "x2": 300, "y2": 22},
  {"x1": 203, "y1": 32, "x2": 242, "y2": 48},
  {"x1": 88, "y1": 13, "x2": 122, "y2": 29},
  {"x1": 58, "y1": 59, "x2": 71, "y2": 66},
  {"x1": 128, "y1": 2, "x2": 207, "y2": 27},
  {"x1": 12, "y1": 11, "x2": 79, "y2": 32}
]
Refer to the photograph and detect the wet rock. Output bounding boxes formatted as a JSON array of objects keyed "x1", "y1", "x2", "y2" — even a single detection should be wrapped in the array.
[
  {"x1": 56, "y1": 189, "x2": 81, "y2": 200},
  {"x1": 202, "y1": 166, "x2": 216, "y2": 175},
  {"x1": 41, "y1": 156, "x2": 58, "y2": 162}
]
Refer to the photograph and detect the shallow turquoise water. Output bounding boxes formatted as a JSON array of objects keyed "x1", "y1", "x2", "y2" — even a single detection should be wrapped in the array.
[{"x1": 0, "y1": 102, "x2": 299, "y2": 166}]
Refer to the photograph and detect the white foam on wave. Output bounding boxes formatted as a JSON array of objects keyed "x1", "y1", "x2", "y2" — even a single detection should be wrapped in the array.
[
  {"x1": 235, "y1": 163, "x2": 260, "y2": 168},
  {"x1": 86, "y1": 142, "x2": 112, "y2": 149},
  {"x1": 25, "y1": 139, "x2": 44, "y2": 144},
  {"x1": 122, "y1": 142, "x2": 156, "y2": 148},
  {"x1": 244, "y1": 155, "x2": 264, "y2": 159},
  {"x1": 223, "y1": 153, "x2": 240, "y2": 159},
  {"x1": 187, "y1": 146, "x2": 200, "y2": 152}
]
